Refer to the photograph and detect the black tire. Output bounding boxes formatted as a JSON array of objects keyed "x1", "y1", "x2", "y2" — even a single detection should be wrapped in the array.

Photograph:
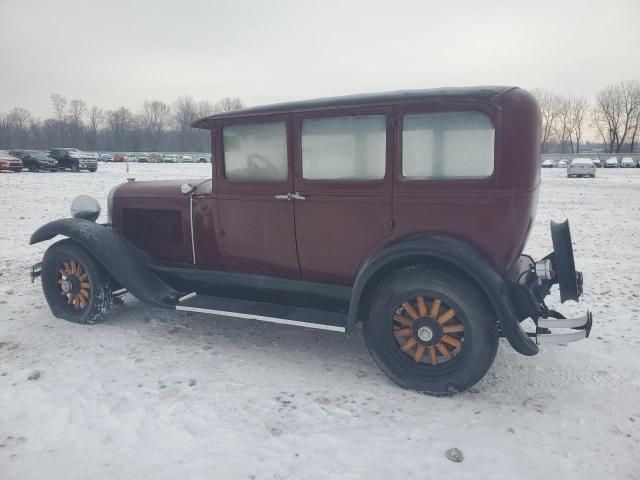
[
  {"x1": 71, "y1": 164, "x2": 79, "y2": 172},
  {"x1": 88, "y1": 168, "x2": 97, "y2": 172},
  {"x1": 28, "y1": 163, "x2": 38, "y2": 172},
  {"x1": 41, "y1": 239, "x2": 112, "y2": 324},
  {"x1": 364, "y1": 267, "x2": 498, "y2": 396}
]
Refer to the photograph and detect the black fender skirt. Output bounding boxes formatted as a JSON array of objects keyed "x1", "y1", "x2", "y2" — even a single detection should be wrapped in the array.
[
  {"x1": 30, "y1": 218, "x2": 181, "y2": 308},
  {"x1": 348, "y1": 234, "x2": 539, "y2": 356}
]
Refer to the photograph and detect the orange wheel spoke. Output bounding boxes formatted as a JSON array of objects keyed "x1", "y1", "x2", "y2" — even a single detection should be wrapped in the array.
[
  {"x1": 441, "y1": 335, "x2": 462, "y2": 348},
  {"x1": 80, "y1": 288, "x2": 90, "y2": 299},
  {"x1": 63, "y1": 262, "x2": 72, "y2": 273},
  {"x1": 80, "y1": 282, "x2": 91, "y2": 290},
  {"x1": 428, "y1": 346, "x2": 437, "y2": 366},
  {"x1": 401, "y1": 337, "x2": 418, "y2": 351},
  {"x1": 436, "y1": 342, "x2": 453, "y2": 360},
  {"x1": 414, "y1": 344, "x2": 426, "y2": 363},
  {"x1": 417, "y1": 296, "x2": 428, "y2": 317},
  {"x1": 402, "y1": 302, "x2": 419, "y2": 321},
  {"x1": 437, "y1": 308, "x2": 456, "y2": 325},
  {"x1": 76, "y1": 265, "x2": 84, "y2": 276},
  {"x1": 430, "y1": 298, "x2": 441, "y2": 318},
  {"x1": 72, "y1": 296, "x2": 80, "y2": 309},
  {"x1": 442, "y1": 323, "x2": 464, "y2": 333},
  {"x1": 70, "y1": 260, "x2": 77, "y2": 274},
  {"x1": 394, "y1": 315, "x2": 414, "y2": 327},
  {"x1": 394, "y1": 328, "x2": 413, "y2": 337},
  {"x1": 79, "y1": 273, "x2": 88, "y2": 281},
  {"x1": 67, "y1": 293, "x2": 73, "y2": 304}
]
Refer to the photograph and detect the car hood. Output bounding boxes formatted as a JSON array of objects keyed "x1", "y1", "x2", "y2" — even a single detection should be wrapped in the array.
[{"x1": 113, "y1": 179, "x2": 212, "y2": 199}]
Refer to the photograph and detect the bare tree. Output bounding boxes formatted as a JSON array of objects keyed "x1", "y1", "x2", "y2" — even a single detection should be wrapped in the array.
[
  {"x1": 197, "y1": 100, "x2": 215, "y2": 119},
  {"x1": 568, "y1": 96, "x2": 588, "y2": 154},
  {"x1": 532, "y1": 89, "x2": 561, "y2": 153},
  {"x1": 141, "y1": 100, "x2": 171, "y2": 151},
  {"x1": 173, "y1": 95, "x2": 198, "y2": 151},
  {"x1": 554, "y1": 98, "x2": 574, "y2": 153},
  {"x1": 87, "y1": 106, "x2": 103, "y2": 149},
  {"x1": 593, "y1": 80, "x2": 640, "y2": 153},
  {"x1": 106, "y1": 107, "x2": 134, "y2": 150},
  {"x1": 214, "y1": 96, "x2": 245, "y2": 113},
  {"x1": 7, "y1": 107, "x2": 32, "y2": 147},
  {"x1": 50, "y1": 94, "x2": 68, "y2": 145}
]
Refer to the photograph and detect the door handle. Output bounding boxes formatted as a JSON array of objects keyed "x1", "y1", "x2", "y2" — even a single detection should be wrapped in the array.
[
  {"x1": 291, "y1": 192, "x2": 306, "y2": 200},
  {"x1": 274, "y1": 193, "x2": 292, "y2": 200}
]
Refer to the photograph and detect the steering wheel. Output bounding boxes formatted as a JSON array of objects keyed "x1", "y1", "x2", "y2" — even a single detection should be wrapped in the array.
[{"x1": 247, "y1": 154, "x2": 280, "y2": 178}]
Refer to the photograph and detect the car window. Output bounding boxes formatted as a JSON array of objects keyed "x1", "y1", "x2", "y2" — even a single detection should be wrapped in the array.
[
  {"x1": 223, "y1": 121, "x2": 288, "y2": 181},
  {"x1": 301, "y1": 115, "x2": 386, "y2": 180},
  {"x1": 402, "y1": 111, "x2": 495, "y2": 179}
]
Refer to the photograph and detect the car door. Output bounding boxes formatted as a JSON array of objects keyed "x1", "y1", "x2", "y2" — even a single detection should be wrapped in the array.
[
  {"x1": 291, "y1": 107, "x2": 394, "y2": 284},
  {"x1": 214, "y1": 115, "x2": 300, "y2": 278}
]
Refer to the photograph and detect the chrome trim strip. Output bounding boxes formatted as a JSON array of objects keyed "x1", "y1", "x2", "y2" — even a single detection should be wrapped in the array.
[
  {"x1": 189, "y1": 195, "x2": 196, "y2": 264},
  {"x1": 178, "y1": 292, "x2": 197, "y2": 302}
]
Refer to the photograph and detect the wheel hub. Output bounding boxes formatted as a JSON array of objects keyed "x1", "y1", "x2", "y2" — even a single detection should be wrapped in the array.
[
  {"x1": 411, "y1": 316, "x2": 442, "y2": 346},
  {"x1": 392, "y1": 295, "x2": 465, "y2": 366},
  {"x1": 60, "y1": 279, "x2": 72, "y2": 294},
  {"x1": 417, "y1": 326, "x2": 433, "y2": 342}
]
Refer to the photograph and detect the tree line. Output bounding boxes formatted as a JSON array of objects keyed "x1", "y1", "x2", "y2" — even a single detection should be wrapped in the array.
[
  {"x1": 0, "y1": 95, "x2": 244, "y2": 153},
  {"x1": 533, "y1": 80, "x2": 640, "y2": 154},
  {"x1": 2, "y1": 81, "x2": 639, "y2": 154}
]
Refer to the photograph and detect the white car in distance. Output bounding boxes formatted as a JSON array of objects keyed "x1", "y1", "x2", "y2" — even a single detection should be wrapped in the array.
[
  {"x1": 567, "y1": 158, "x2": 596, "y2": 178},
  {"x1": 621, "y1": 157, "x2": 635, "y2": 168}
]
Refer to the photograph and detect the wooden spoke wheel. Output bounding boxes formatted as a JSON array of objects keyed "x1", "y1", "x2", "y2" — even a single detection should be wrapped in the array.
[
  {"x1": 57, "y1": 260, "x2": 91, "y2": 310},
  {"x1": 41, "y1": 239, "x2": 112, "y2": 324},
  {"x1": 363, "y1": 267, "x2": 499, "y2": 396},
  {"x1": 392, "y1": 295, "x2": 464, "y2": 366}
]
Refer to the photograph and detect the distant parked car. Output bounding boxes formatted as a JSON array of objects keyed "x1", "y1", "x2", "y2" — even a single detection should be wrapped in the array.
[
  {"x1": 591, "y1": 158, "x2": 601, "y2": 168},
  {"x1": 621, "y1": 157, "x2": 635, "y2": 168},
  {"x1": 541, "y1": 159, "x2": 555, "y2": 168},
  {"x1": 8, "y1": 149, "x2": 58, "y2": 172},
  {"x1": 98, "y1": 153, "x2": 112, "y2": 162},
  {"x1": 148, "y1": 153, "x2": 163, "y2": 163},
  {"x1": 604, "y1": 157, "x2": 619, "y2": 168},
  {"x1": 112, "y1": 153, "x2": 125, "y2": 162},
  {"x1": 0, "y1": 151, "x2": 23, "y2": 172},
  {"x1": 181, "y1": 155, "x2": 194, "y2": 163},
  {"x1": 163, "y1": 154, "x2": 177, "y2": 163},
  {"x1": 198, "y1": 156, "x2": 209, "y2": 163},
  {"x1": 557, "y1": 159, "x2": 568, "y2": 168},
  {"x1": 48, "y1": 148, "x2": 98, "y2": 172},
  {"x1": 136, "y1": 154, "x2": 149, "y2": 163},
  {"x1": 567, "y1": 158, "x2": 596, "y2": 178}
]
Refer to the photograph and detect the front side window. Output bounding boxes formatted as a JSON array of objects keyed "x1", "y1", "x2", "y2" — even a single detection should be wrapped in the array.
[
  {"x1": 402, "y1": 111, "x2": 494, "y2": 179},
  {"x1": 223, "y1": 121, "x2": 288, "y2": 181},
  {"x1": 301, "y1": 115, "x2": 386, "y2": 180}
]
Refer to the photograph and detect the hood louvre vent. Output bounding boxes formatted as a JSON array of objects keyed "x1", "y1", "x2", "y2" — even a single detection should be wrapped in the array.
[{"x1": 122, "y1": 208, "x2": 183, "y2": 248}]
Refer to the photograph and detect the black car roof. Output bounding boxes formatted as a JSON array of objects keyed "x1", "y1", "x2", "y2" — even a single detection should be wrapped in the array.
[{"x1": 192, "y1": 86, "x2": 514, "y2": 128}]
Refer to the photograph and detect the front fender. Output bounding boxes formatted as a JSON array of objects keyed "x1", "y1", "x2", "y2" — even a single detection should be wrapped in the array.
[
  {"x1": 30, "y1": 218, "x2": 180, "y2": 308},
  {"x1": 347, "y1": 234, "x2": 539, "y2": 356}
]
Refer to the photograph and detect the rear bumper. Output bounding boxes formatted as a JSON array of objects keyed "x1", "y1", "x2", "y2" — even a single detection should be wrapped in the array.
[{"x1": 506, "y1": 220, "x2": 593, "y2": 350}]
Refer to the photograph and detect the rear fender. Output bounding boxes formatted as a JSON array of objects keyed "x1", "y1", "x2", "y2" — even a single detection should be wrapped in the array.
[
  {"x1": 30, "y1": 218, "x2": 180, "y2": 308},
  {"x1": 348, "y1": 234, "x2": 539, "y2": 356}
]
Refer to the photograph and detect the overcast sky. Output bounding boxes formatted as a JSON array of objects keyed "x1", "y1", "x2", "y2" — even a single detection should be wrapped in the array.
[{"x1": 1, "y1": 0, "x2": 639, "y2": 117}]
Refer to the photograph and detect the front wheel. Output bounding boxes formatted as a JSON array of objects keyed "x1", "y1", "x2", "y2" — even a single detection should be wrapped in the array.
[
  {"x1": 364, "y1": 267, "x2": 498, "y2": 396},
  {"x1": 41, "y1": 240, "x2": 112, "y2": 324},
  {"x1": 71, "y1": 164, "x2": 79, "y2": 172}
]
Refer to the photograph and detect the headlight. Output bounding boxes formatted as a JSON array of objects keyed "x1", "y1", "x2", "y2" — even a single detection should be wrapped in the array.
[{"x1": 70, "y1": 195, "x2": 101, "y2": 222}]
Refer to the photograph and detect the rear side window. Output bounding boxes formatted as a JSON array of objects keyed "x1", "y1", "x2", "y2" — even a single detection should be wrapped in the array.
[
  {"x1": 402, "y1": 111, "x2": 494, "y2": 180},
  {"x1": 223, "y1": 122, "x2": 288, "y2": 181},
  {"x1": 301, "y1": 115, "x2": 386, "y2": 180}
]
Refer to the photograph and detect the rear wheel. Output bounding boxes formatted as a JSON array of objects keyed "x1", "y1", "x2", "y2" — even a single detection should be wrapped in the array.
[
  {"x1": 364, "y1": 267, "x2": 498, "y2": 396},
  {"x1": 71, "y1": 164, "x2": 79, "y2": 172},
  {"x1": 28, "y1": 163, "x2": 38, "y2": 172},
  {"x1": 41, "y1": 240, "x2": 112, "y2": 324}
]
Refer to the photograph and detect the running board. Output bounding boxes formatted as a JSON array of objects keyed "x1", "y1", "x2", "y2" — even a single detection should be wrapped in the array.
[{"x1": 176, "y1": 293, "x2": 347, "y2": 333}]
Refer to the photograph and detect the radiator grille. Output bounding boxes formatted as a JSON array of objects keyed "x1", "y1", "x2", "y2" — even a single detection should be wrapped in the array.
[{"x1": 121, "y1": 208, "x2": 183, "y2": 247}]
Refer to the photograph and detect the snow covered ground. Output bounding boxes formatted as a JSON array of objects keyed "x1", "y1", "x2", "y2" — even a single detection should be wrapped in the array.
[{"x1": 1, "y1": 164, "x2": 639, "y2": 480}]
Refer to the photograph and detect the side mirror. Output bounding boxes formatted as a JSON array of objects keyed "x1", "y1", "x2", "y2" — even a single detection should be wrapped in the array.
[{"x1": 180, "y1": 183, "x2": 196, "y2": 195}]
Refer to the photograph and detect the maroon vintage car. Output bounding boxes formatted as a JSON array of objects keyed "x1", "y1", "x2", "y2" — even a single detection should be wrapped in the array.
[{"x1": 30, "y1": 87, "x2": 591, "y2": 395}]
